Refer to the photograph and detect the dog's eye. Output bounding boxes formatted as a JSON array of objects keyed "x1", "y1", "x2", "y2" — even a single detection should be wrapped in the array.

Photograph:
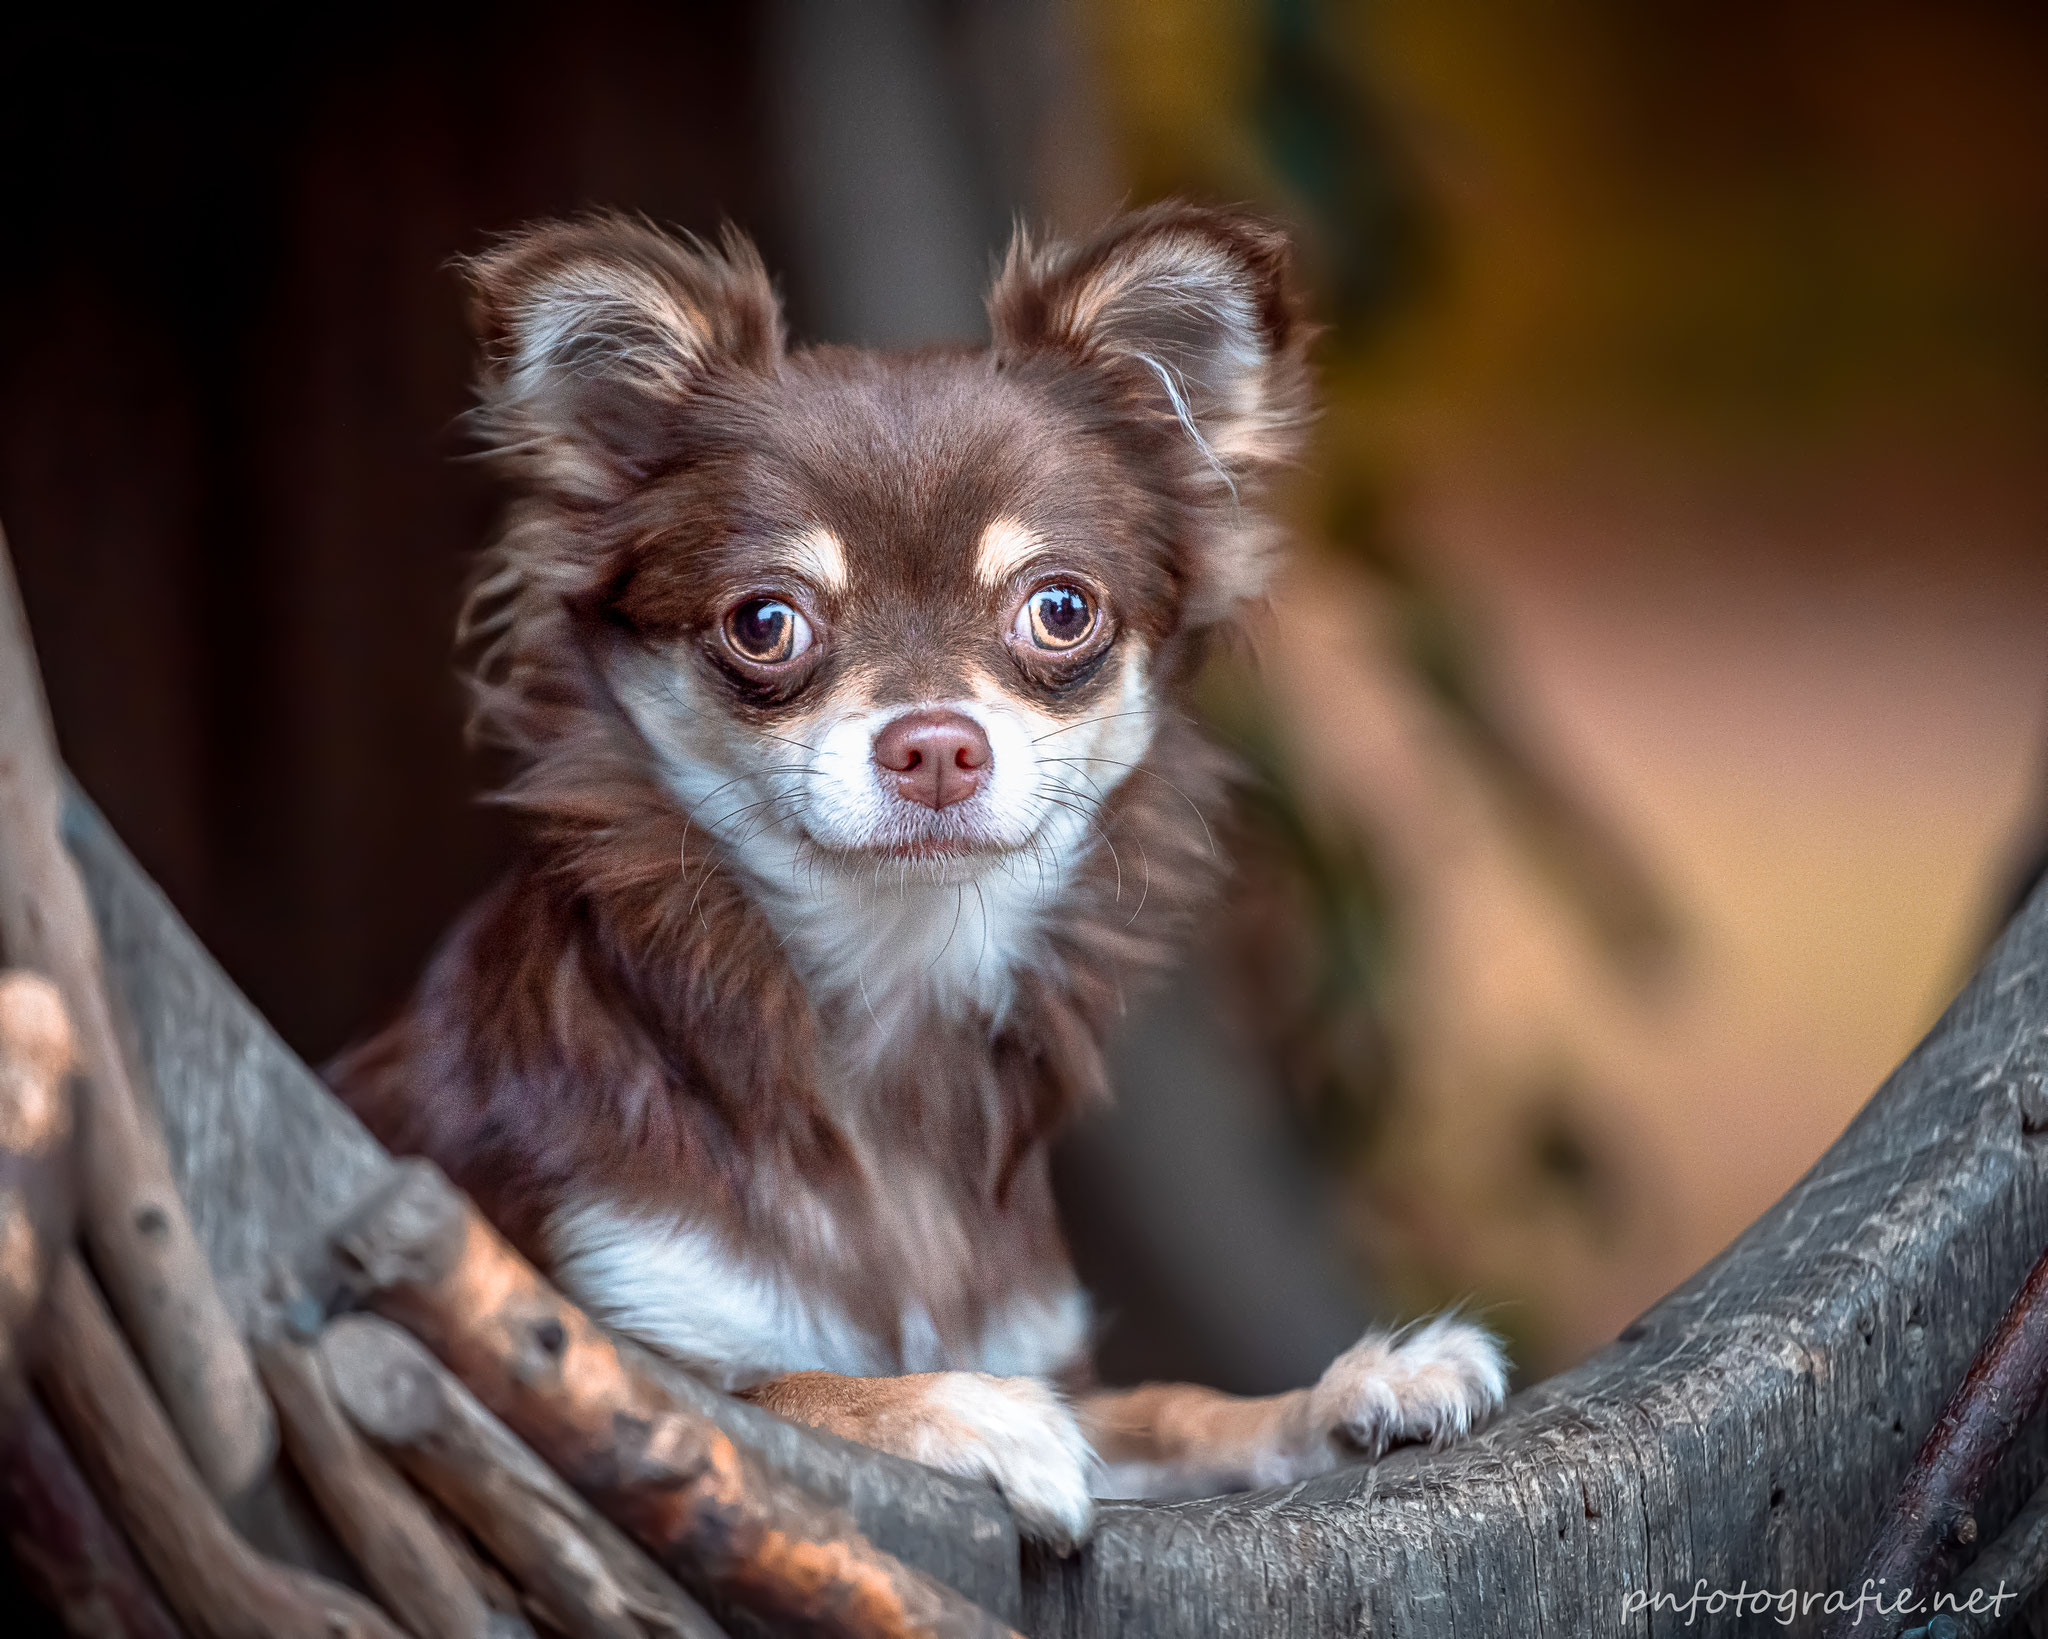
[
  {"x1": 1016, "y1": 585, "x2": 1098, "y2": 652},
  {"x1": 723, "y1": 598, "x2": 813, "y2": 665}
]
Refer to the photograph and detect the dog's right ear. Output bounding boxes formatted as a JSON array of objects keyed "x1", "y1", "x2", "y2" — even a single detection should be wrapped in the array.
[{"x1": 465, "y1": 214, "x2": 783, "y2": 500}]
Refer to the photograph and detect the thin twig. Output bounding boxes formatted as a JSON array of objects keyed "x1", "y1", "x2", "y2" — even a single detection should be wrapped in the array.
[
  {"x1": 1909, "y1": 1470, "x2": 2048, "y2": 1636},
  {"x1": 1833, "y1": 1243, "x2": 2048, "y2": 1638}
]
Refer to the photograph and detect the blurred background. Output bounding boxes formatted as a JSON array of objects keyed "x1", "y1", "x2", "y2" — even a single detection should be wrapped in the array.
[{"x1": 2, "y1": 0, "x2": 2046, "y2": 1395}]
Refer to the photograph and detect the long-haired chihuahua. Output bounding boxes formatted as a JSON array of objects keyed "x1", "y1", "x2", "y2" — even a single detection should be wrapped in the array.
[{"x1": 332, "y1": 202, "x2": 1506, "y2": 1551}]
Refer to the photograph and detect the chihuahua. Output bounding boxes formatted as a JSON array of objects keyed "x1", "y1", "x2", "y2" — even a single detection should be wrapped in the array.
[{"x1": 331, "y1": 203, "x2": 1506, "y2": 1550}]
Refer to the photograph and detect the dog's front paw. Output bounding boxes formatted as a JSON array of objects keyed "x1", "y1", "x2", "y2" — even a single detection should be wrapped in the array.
[
  {"x1": 1310, "y1": 1316, "x2": 1508, "y2": 1460},
  {"x1": 898, "y1": 1373, "x2": 1098, "y2": 1552}
]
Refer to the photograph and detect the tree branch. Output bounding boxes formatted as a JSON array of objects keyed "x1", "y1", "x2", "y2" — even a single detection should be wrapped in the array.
[
  {"x1": 34, "y1": 1254, "x2": 401, "y2": 1639},
  {"x1": 0, "y1": 527, "x2": 273, "y2": 1503},
  {"x1": 257, "y1": 1328, "x2": 496, "y2": 1639},
  {"x1": 331, "y1": 1160, "x2": 1021, "y2": 1639},
  {"x1": 321, "y1": 1314, "x2": 726, "y2": 1639},
  {"x1": 1831, "y1": 1241, "x2": 2048, "y2": 1638},
  {"x1": 1913, "y1": 1471, "x2": 2048, "y2": 1637},
  {"x1": 0, "y1": 971, "x2": 76, "y2": 1422}
]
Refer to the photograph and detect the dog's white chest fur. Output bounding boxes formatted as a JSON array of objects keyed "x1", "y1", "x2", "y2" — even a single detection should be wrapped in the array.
[
  {"x1": 752, "y1": 861, "x2": 1049, "y2": 1032},
  {"x1": 547, "y1": 1199, "x2": 1089, "y2": 1392}
]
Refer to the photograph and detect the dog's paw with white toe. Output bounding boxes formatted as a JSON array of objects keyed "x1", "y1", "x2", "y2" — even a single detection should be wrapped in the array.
[
  {"x1": 1309, "y1": 1315, "x2": 1508, "y2": 1461},
  {"x1": 892, "y1": 1373, "x2": 1098, "y2": 1552}
]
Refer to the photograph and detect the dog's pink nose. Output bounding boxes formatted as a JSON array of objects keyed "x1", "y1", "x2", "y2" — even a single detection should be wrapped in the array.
[{"x1": 873, "y1": 710, "x2": 991, "y2": 810}]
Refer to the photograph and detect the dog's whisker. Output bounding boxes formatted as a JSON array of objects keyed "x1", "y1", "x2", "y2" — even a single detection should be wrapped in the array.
[
  {"x1": 1126, "y1": 832, "x2": 1153, "y2": 928},
  {"x1": 926, "y1": 884, "x2": 967, "y2": 978},
  {"x1": 969, "y1": 876, "x2": 990, "y2": 985},
  {"x1": 677, "y1": 763, "x2": 815, "y2": 863},
  {"x1": 1051, "y1": 759, "x2": 1113, "y2": 806},
  {"x1": 1030, "y1": 708, "x2": 1157, "y2": 745},
  {"x1": 1034, "y1": 791, "x2": 1122, "y2": 904},
  {"x1": 1042, "y1": 755, "x2": 1218, "y2": 860}
]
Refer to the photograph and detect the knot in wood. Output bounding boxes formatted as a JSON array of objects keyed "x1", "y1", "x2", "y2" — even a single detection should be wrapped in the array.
[{"x1": 2020, "y1": 1070, "x2": 2048, "y2": 1136}]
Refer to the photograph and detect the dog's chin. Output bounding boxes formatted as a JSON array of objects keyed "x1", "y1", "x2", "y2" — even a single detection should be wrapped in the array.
[
  {"x1": 875, "y1": 836, "x2": 999, "y2": 862},
  {"x1": 799, "y1": 815, "x2": 1035, "y2": 881},
  {"x1": 841, "y1": 835, "x2": 1021, "y2": 876}
]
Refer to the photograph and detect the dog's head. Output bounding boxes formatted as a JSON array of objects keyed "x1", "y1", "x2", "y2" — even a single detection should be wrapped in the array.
[{"x1": 464, "y1": 204, "x2": 1310, "y2": 907}]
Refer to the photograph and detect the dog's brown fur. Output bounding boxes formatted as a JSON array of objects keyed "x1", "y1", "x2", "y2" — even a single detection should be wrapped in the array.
[{"x1": 332, "y1": 203, "x2": 1503, "y2": 1548}]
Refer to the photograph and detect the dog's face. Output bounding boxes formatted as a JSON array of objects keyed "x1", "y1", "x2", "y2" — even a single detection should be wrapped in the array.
[
  {"x1": 467, "y1": 207, "x2": 1308, "y2": 906},
  {"x1": 596, "y1": 352, "x2": 1178, "y2": 881}
]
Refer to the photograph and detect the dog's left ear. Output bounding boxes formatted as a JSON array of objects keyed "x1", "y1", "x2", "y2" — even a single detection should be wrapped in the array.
[{"x1": 988, "y1": 203, "x2": 1312, "y2": 617}]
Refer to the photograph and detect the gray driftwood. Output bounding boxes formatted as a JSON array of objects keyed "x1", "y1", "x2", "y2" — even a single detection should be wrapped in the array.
[
  {"x1": 257, "y1": 1326, "x2": 499, "y2": 1639},
  {"x1": 63, "y1": 768, "x2": 2048, "y2": 1635},
  {"x1": 36, "y1": 1254, "x2": 406, "y2": 1639},
  {"x1": 320, "y1": 1313, "x2": 726, "y2": 1639}
]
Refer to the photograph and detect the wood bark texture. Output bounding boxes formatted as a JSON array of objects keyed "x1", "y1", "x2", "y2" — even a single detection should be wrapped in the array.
[
  {"x1": 0, "y1": 970, "x2": 76, "y2": 1421},
  {"x1": 332, "y1": 1163, "x2": 1021, "y2": 1639},
  {"x1": 33, "y1": 1254, "x2": 405, "y2": 1639},
  {"x1": 415, "y1": 1491, "x2": 544, "y2": 1636},
  {"x1": 0, "y1": 530, "x2": 273, "y2": 1503},
  {"x1": 257, "y1": 1329, "x2": 497, "y2": 1639},
  {"x1": 1832, "y1": 1243, "x2": 2048, "y2": 1636},
  {"x1": 320, "y1": 1314, "x2": 726, "y2": 1639}
]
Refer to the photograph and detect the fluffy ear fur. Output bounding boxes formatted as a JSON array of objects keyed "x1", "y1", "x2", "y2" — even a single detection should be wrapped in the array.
[
  {"x1": 986, "y1": 202, "x2": 1313, "y2": 617},
  {"x1": 466, "y1": 212, "x2": 784, "y2": 500}
]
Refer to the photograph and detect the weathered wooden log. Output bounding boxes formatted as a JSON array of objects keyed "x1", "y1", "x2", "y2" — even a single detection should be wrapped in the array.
[
  {"x1": 1833, "y1": 1242, "x2": 2048, "y2": 1637},
  {"x1": 0, "y1": 1394, "x2": 186, "y2": 1639},
  {"x1": 331, "y1": 1163, "x2": 1021, "y2": 1639},
  {"x1": 321, "y1": 1315, "x2": 725, "y2": 1639},
  {"x1": 0, "y1": 971, "x2": 76, "y2": 1422},
  {"x1": 257, "y1": 1328, "x2": 496, "y2": 1639},
  {"x1": 63, "y1": 786, "x2": 1023, "y2": 1621},
  {"x1": 34, "y1": 1254, "x2": 404, "y2": 1639},
  {"x1": 0, "y1": 531, "x2": 273, "y2": 1504}
]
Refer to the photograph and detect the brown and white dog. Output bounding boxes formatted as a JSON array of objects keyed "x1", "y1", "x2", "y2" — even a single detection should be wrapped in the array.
[{"x1": 331, "y1": 203, "x2": 1507, "y2": 1551}]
